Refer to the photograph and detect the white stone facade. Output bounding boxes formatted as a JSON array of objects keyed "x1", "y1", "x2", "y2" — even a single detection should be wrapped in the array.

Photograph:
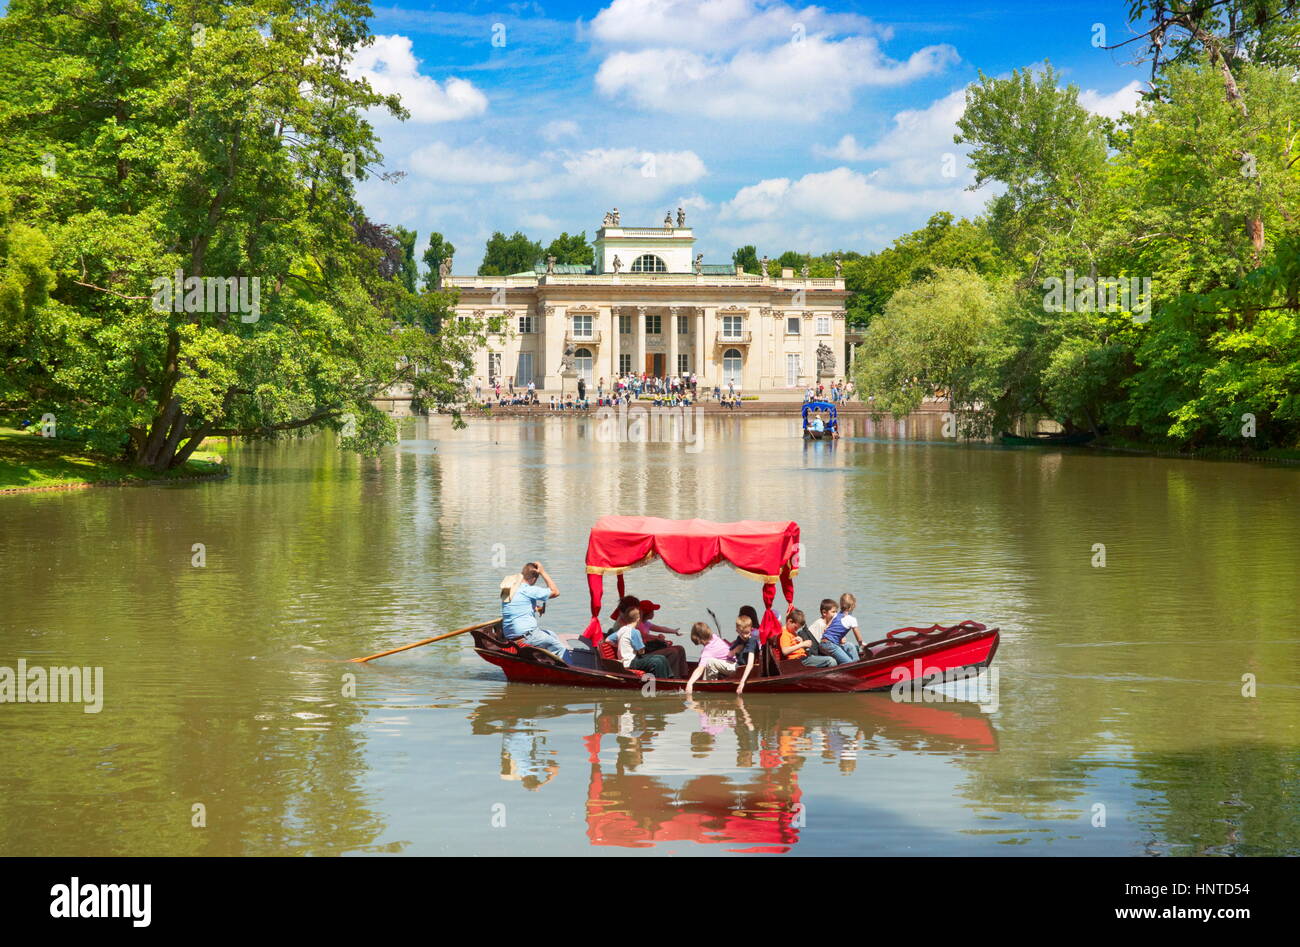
[{"x1": 447, "y1": 215, "x2": 849, "y2": 392}]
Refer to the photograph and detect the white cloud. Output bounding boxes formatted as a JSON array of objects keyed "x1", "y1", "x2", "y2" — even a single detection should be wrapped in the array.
[
  {"x1": 541, "y1": 120, "x2": 581, "y2": 142},
  {"x1": 1079, "y1": 80, "x2": 1144, "y2": 120},
  {"x1": 597, "y1": 37, "x2": 957, "y2": 120},
  {"x1": 350, "y1": 35, "x2": 488, "y2": 123},
  {"x1": 589, "y1": 0, "x2": 883, "y2": 52},
  {"x1": 557, "y1": 147, "x2": 708, "y2": 199},
  {"x1": 812, "y1": 133, "x2": 873, "y2": 161},
  {"x1": 590, "y1": 3, "x2": 957, "y2": 120},
  {"x1": 720, "y1": 166, "x2": 985, "y2": 227},
  {"x1": 408, "y1": 141, "x2": 547, "y2": 183}
]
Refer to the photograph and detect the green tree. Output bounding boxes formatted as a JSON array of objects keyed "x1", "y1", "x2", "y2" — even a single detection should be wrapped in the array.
[
  {"x1": 421, "y1": 231, "x2": 455, "y2": 291},
  {"x1": 842, "y1": 214, "x2": 1005, "y2": 329},
  {"x1": 955, "y1": 64, "x2": 1110, "y2": 279},
  {"x1": 0, "y1": 0, "x2": 478, "y2": 471},
  {"x1": 854, "y1": 268, "x2": 1005, "y2": 434},
  {"x1": 478, "y1": 231, "x2": 543, "y2": 276},
  {"x1": 391, "y1": 226, "x2": 418, "y2": 294},
  {"x1": 544, "y1": 231, "x2": 593, "y2": 267},
  {"x1": 732, "y1": 245, "x2": 759, "y2": 273}
]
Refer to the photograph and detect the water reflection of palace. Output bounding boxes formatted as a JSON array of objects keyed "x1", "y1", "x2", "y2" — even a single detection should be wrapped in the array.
[{"x1": 470, "y1": 692, "x2": 998, "y2": 854}]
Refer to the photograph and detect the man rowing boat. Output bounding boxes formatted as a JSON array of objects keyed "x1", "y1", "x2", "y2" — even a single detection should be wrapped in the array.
[{"x1": 500, "y1": 562, "x2": 569, "y2": 663}]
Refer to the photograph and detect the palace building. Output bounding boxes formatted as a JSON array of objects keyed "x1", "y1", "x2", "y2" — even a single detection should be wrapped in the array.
[{"x1": 446, "y1": 210, "x2": 850, "y2": 392}]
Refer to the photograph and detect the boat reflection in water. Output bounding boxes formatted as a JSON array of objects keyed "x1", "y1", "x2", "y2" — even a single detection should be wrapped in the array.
[{"x1": 470, "y1": 689, "x2": 998, "y2": 853}]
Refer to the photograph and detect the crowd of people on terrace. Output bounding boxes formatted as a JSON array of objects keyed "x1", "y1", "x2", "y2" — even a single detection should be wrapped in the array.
[
  {"x1": 498, "y1": 562, "x2": 867, "y2": 693},
  {"x1": 470, "y1": 374, "x2": 853, "y2": 410}
]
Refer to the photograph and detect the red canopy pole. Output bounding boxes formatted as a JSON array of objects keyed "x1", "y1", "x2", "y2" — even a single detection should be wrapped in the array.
[
  {"x1": 780, "y1": 563, "x2": 795, "y2": 614},
  {"x1": 759, "y1": 581, "x2": 780, "y2": 644},
  {"x1": 616, "y1": 573, "x2": 626, "y2": 600},
  {"x1": 583, "y1": 572, "x2": 605, "y2": 644}
]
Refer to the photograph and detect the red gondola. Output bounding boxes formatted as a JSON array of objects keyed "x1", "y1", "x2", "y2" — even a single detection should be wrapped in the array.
[{"x1": 471, "y1": 516, "x2": 1000, "y2": 693}]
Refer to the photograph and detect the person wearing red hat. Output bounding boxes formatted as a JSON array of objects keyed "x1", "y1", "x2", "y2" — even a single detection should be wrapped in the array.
[{"x1": 608, "y1": 595, "x2": 688, "y2": 678}]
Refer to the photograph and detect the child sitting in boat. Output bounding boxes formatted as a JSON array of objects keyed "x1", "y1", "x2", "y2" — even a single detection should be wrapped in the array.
[
  {"x1": 819, "y1": 592, "x2": 864, "y2": 664},
  {"x1": 685, "y1": 621, "x2": 736, "y2": 694},
  {"x1": 779, "y1": 609, "x2": 836, "y2": 668},
  {"x1": 727, "y1": 615, "x2": 761, "y2": 694},
  {"x1": 614, "y1": 607, "x2": 673, "y2": 679}
]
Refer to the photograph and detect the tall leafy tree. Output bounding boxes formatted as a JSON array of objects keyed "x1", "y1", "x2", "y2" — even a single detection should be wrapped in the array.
[
  {"x1": 955, "y1": 64, "x2": 1110, "y2": 280},
  {"x1": 544, "y1": 231, "x2": 592, "y2": 267},
  {"x1": 391, "y1": 226, "x2": 418, "y2": 293},
  {"x1": 478, "y1": 231, "x2": 542, "y2": 276},
  {"x1": 0, "y1": 0, "x2": 477, "y2": 471},
  {"x1": 731, "y1": 245, "x2": 759, "y2": 273},
  {"x1": 421, "y1": 231, "x2": 454, "y2": 291}
]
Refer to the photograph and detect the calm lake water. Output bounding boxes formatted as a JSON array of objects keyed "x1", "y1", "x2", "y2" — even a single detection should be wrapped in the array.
[{"x1": 2, "y1": 415, "x2": 1298, "y2": 856}]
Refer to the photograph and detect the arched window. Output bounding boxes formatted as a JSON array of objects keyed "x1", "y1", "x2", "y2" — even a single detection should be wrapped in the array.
[
  {"x1": 723, "y1": 348, "x2": 743, "y2": 385},
  {"x1": 630, "y1": 254, "x2": 667, "y2": 273},
  {"x1": 574, "y1": 347, "x2": 594, "y2": 386}
]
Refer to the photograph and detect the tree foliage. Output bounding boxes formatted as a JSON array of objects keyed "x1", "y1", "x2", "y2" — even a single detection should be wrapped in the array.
[{"x1": 0, "y1": 0, "x2": 478, "y2": 471}]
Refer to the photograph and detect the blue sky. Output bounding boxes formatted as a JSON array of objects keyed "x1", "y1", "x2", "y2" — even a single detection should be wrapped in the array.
[{"x1": 353, "y1": 0, "x2": 1150, "y2": 269}]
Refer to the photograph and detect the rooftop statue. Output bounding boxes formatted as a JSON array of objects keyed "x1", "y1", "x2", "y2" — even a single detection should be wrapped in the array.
[
  {"x1": 611, "y1": 254, "x2": 623, "y2": 274},
  {"x1": 694, "y1": 253, "x2": 703, "y2": 275},
  {"x1": 834, "y1": 258, "x2": 843, "y2": 278},
  {"x1": 664, "y1": 212, "x2": 673, "y2": 228},
  {"x1": 676, "y1": 206, "x2": 686, "y2": 227}
]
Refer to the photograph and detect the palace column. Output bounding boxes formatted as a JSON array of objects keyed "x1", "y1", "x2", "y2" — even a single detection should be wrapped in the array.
[
  {"x1": 668, "y1": 306, "x2": 679, "y2": 380},
  {"x1": 802, "y1": 310, "x2": 815, "y2": 389},
  {"x1": 608, "y1": 306, "x2": 619, "y2": 381},
  {"x1": 695, "y1": 307, "x2": 706, "y2": 385},
  {"x1": 635, "y1": 305, "x2": 647, "y2": 377}
]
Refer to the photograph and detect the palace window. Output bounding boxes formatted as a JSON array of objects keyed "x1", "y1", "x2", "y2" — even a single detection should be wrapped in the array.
[
  {"x1": 619, "y1": 353, "x2": 632, "y2": 374},
  {"x1": 721, "y1": 315, "x2": 743, "y2": 338},
  {"x1": 571, "y1": 314, "x2": 593, "y2": 338},
  {"x1": 677, "y1": 354, "x2": 691, "y2": 375},
  {"x1": 677, "y1": 315, "x2": 689, "y2": 336},
  {"x1": 723, "y1": 349, "x2": 743, "y2": 384},
  {"x1": 619, "y1": 314, "x2": 632, "y2": 335},
  {"x1": 631, "y1": 254, "x2": 667, "y2": 273},
  {"x1": 518, "y1": 314, "x2": 534, "y2": 334},
  {"x1": 816, "y1": 315, "x2": 831, "y2": 336},
  {"x1": 645, "y1": 314, "x2": 662, "y2": 334},
  {"x1": 786, "y1": 316, "x2": 801, "y2": 335}
]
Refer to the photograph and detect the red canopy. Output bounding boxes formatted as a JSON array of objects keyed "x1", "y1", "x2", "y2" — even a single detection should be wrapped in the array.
[{"x1": 582, "y1": 517, "x2": 799, "y2": 645}]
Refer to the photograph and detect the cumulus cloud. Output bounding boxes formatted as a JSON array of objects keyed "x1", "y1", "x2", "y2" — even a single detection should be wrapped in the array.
[
  {"x1": 408, "y1": 141, "x2": 548, "y2": 183},
  {"x1": 1079, "y1": 80, "x2": 1144, "y2": 120},
  {"x1": 590, "y1": 1, "x2": 957, "y2": 120},
  {"x1": 350, "y1": 35, "x2": 488, "y2": 123},
  {"x1": 812, "y1": 133, "x2": 874, "y2": 161},
  {"x1": 719, "y1": 167, "x2": 985, "y2": 230},
  {"x1": 558, "y1": 147, "x2": 708, "y2": 199},
  {"x1": 589, "y1": 0, "x2": 882, "y2": 52}
]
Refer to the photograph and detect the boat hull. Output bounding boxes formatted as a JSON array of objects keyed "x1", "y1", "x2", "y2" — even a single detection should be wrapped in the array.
[{"x1": 471, "y1": 622, "x2": 999, "y2": 694}]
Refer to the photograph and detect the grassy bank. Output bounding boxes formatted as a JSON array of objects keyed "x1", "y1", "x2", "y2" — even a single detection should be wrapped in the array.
[{"x1": 0, "y1": 426, "x2": 226, "y2": 492}]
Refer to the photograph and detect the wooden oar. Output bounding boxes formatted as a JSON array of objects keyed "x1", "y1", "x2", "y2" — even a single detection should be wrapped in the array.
[{"x1": 348, "y1": 618, "x2": 498, "y2": 664}]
